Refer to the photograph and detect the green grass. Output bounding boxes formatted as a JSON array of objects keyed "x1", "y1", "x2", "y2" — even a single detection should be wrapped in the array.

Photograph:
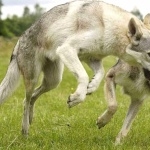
[{"x1": 0, "y1": 37, "x2": 150, "y2": 150}]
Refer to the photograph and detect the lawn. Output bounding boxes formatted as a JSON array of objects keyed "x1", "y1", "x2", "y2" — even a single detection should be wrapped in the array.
[{"x1": 0, "y1": 37, "x2": 150, "y2": 150}]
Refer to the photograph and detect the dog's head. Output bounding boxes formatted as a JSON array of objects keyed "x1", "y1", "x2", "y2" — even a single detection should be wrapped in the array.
[
  {"x1": 127, "y1": 13, "x2": 150, "y2": 53},
  {"x1": 126, "y1": 14, "x2": 150, "y2": 70}
]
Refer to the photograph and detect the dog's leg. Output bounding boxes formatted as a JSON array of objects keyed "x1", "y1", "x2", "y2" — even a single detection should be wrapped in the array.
[
  {"x1": 86, "y1": 60, "x2": 105, "y2": 94},
  {"x1": 97, "y1": 73, "x2": 117, "y2": 128},
  {"x1": 22, "y1": 78, "x2": 38, "y2": 135},
  {"x1": 56, "y1": 44, "x2": 89, "y2": 108},
  {"x1": 20, "y1": 56, "x2": 41, "y2": 135},
  {"x1": 115, "y1": 99, "x2": 143, "y2": 145},
  {"x1": 29, "y1": 59, "x2": 64, "y2": 124}
]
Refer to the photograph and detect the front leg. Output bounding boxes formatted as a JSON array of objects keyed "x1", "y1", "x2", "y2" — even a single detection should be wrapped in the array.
[
  {"x1": 97, "y1": 71, "x2": 117, "y2": 128},
  {"x1": 56, "y1": 44, "x2": 89, "y2": 108},
  {"x1": 86, "y1": 60, "x2": 105, "y2": 95},
  {"x1": 115, "y1": 99, "x2": 143, "y2": 145}
]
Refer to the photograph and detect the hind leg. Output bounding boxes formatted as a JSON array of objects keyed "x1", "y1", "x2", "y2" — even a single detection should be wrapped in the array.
[
  {"x1": 22, "y1": 73, "x2": 40, "y2": 135},
  {"x1": 86, "y1": 59, "x2": 104, "y2": 94},
  {"x1": 29, "y1": 59, "x2": 64, "y2": 124}
]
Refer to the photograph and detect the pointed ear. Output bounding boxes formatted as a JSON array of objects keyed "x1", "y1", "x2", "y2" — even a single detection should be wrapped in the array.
[
  {"x1": 128, "y1": 18, "x2": 143, "y2": 46},
  {"x1": 144, "y1": 13, "x2": 150, "y2": 25}
]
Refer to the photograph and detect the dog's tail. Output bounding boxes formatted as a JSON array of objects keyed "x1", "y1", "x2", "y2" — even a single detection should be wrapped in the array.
[{"x1": 0, "y1": 41, "x2": 20, "y2": 104}]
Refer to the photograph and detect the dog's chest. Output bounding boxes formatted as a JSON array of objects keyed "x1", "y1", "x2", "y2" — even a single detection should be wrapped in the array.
[{"x1": 115, "y1": 68, "x2": 150, "y2": 99}]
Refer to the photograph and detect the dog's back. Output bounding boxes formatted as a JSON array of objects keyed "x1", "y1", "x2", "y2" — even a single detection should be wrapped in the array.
[{"x1": 19, "y1": 1, "x2": 135, "y2": 56}]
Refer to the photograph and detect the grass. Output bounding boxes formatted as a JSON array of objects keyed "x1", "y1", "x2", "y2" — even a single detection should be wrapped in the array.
[{"x1": 0, "y1": 37, "x2": 150, "y2": 149}]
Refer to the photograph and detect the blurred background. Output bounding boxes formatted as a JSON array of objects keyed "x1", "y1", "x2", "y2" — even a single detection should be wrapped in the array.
[{"x1": 0, "y1": 0, "x2": 149, "y2": 38}]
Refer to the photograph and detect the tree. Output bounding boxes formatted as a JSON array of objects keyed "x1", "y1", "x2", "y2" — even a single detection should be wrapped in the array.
[
  {"x1": 34, "y1": 4, "x2": 45, "y2": 16},
  {"x1": 31, "y1": 3, "x2": 45, "y2": 21},
  {"x1": 0, "y1": 20, "x2": 14, "y2": 38},
  {"x1": 0, "y1": 3, "x2": 45, "y2": 37},
  {"x1": 0, "y1": 0, "x2": 3, "y2": 20},
  {"x1": 23, "y1": 6, "x2": 30, "y2": 17},
  {"x1": 131, "y1": 7, "x2": 143, "y2": 20}
]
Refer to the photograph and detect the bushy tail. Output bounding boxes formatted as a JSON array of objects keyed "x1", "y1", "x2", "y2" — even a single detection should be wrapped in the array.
[{"x1": 0, "y1": 42, "x2": 20, "y2": 104}]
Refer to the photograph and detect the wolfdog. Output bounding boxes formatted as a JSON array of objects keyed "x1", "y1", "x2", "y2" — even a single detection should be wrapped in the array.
[
  {"x1": 0, "y1": 0, "x2": 150, "y2": 135},
  {"x1": 97, "y1": 59, "x2": 150, "y2": 144}
]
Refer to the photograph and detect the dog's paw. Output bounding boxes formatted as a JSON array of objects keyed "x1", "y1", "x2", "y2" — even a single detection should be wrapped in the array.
[
  {"x1": 21, "y1": 128, "x2": 29, "y2": 136},
  {"x1": 115, "y1": 138, "x2": 121, "y2": 146},
  {"x1": 87, "y1": 81, "x2": 99, "y2": 95},
  {"x1": 67, "y1": 93, "x2": 86, "y2": 108},
  {"x1": 96, "y1": 117, "x2": 107, "y2": 129},
  {"x1": 115, "y1": 134, "x2": 123, "y2": 146}
]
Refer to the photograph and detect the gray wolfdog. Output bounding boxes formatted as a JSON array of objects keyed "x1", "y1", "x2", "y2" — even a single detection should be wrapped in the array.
[
  {"x1": 0, "y1": 0, "x2": 150, "y2": 135},
  {"x1": 97, "y1": 59, "x2": 150, "y2": 144}
]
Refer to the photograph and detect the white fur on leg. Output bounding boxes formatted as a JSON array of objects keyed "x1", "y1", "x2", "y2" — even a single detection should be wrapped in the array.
[
  {"x1": 56, "y1": 44, "x2": 89, "y2": 107},
  {"x1": 87, "y1": 60, "x2": 104, "y2": 94}
]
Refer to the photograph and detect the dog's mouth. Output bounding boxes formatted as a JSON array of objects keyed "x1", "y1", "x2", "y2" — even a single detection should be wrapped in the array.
[
  {"x1": 147, "y1": 52, "x2": 150, "y2": 57},
  {"x1": 146, "y1": 49, "x2": 150, "y2": 57}
]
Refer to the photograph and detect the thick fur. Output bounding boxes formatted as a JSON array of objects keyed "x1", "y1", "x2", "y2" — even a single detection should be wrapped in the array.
[
  {"x1": 97, "y1": 59, "x2": 150, "y2": 144},
  {"x1": 0, "y1": 41, "x2": 20, "y2": 104},
  {"x1": 0, "y1": 0, "x2": 150, "y2": 135}
]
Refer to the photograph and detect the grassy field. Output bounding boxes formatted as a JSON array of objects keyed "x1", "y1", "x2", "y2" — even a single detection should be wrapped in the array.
[{"x1": 0, "y1": 37, "x2": 150, "y2": 150}]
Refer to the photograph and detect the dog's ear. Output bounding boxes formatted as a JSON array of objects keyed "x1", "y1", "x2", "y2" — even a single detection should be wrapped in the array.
[
  {"x1": 127, "y1": 18, "x2": 142, "y2": 46},
  {"x1": 144, "y1": 13, "x2": 150, "y2": 25}
]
